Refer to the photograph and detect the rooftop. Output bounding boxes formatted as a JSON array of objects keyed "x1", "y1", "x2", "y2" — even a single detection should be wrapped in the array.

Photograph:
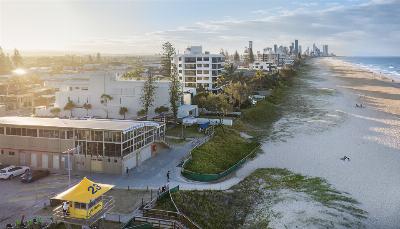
[{"x1": 0, "y1": 116, "x2": 162, "y2": 131}]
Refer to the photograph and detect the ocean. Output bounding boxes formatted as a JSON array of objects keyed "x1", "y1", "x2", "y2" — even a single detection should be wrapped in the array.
[{"x1": 337, "y1": 56, "x2": 400, "y2": 80}]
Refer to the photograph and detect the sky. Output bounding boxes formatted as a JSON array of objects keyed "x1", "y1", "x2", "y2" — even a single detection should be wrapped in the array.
[{"x1": 0, "y1": 0, "x2": 399, "y2": 56}]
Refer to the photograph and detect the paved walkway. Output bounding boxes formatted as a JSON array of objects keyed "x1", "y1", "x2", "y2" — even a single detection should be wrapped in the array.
[{"x1": 84, "y1": 138, "x2": 203, "y2": 189}]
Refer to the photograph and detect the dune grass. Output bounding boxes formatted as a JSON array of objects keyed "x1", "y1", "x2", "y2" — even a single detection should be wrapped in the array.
[{"x1": 156, "y1": 168, "x2": 367, "y2": 229}]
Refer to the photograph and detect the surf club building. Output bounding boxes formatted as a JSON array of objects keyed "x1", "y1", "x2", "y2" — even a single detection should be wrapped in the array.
[{"x1": 0, "y1": 116, "x2": 166, "y2": 174}]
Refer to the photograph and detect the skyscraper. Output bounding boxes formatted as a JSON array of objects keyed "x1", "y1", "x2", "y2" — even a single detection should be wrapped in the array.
[
  {"x1": 274, "y1": 44, "x2": 278, "y2": 54},
  {"x1": 294, "y1": 40, "x2": 299, "y2": 54},
  {"x1": 323, "y1": 45, "x2": 329, "y2": 56}
]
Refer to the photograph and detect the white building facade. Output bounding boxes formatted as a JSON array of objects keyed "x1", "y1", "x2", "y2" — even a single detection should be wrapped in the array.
[
  {"x1": 38, "y1": 71, "x2": 172, "y2": 119},
  {"x1": 173, "y1": 46, "x2": 225, "y2": 93}
]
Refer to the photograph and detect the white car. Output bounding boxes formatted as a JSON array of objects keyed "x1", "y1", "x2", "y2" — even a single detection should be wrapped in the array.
[{"x1": 0, "y1": 166, "x2": 30, "y2": 180}]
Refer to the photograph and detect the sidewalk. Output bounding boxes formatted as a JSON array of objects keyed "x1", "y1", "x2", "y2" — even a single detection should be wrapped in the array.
[{"x1": 84, "y1": 137, "x2": 207, "y2": 189}]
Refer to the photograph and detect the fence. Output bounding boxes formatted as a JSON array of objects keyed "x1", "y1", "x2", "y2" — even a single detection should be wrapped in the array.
[{"x1": 181, "y1": 143, "x2": 261, "y2": 182}]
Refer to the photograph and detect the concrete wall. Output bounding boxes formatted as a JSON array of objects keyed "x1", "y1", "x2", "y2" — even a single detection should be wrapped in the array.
[
  {"x1": 0, "y1": 135, "x2": 74, "y2": 153},
  {"x1": 0, "y1": 149, "x2": 63, "y2": 170},
  {"x1": 43, "y1": 73, "x2": 171, "y2": 119},
  {"x1": 74, "y1": 154, "x2": 122, "y2": 174}
]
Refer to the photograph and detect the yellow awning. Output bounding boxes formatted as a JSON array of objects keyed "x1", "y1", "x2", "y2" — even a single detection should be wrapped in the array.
[{"x1": 53, "y1": 177, "x2": 114, "y2": 204}]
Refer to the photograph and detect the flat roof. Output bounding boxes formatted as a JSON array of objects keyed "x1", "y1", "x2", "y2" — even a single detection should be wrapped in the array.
[{"x1": 0, "y1": 116, "x2": 161, "y2": 131}]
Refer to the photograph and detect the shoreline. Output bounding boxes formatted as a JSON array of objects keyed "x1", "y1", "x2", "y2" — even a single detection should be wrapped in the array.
[
  {"x1": 332, "y1": 56, "x2": 400, "y2": 82},
  {"x1": 176, "y1": 57, "x2": 400, "y2": 228}
]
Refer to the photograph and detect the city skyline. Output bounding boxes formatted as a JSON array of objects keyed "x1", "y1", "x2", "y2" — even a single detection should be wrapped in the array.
[{"x1": 1, "y1": 0, "x2": 399, "y2": 56}]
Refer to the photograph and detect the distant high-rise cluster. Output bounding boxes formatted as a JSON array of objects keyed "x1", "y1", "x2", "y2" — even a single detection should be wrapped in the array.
[{"x1": 310, "y1": 43, "x2": 332, "y2": 57}]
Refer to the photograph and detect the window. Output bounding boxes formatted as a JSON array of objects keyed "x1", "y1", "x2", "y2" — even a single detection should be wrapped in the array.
[
  {"x1": 27, "y1": 129, "x2": 37, "y2": 137},
  {"x1": 184, "y1": 57, "x2": 196, "y2": 63},
  {"x1": 39, "y1": 129, "x2": 59, "y2": 138},
  {"x1": 185, "y1": 83, "x2": 196, "y2": 87},
  {"x1": 178, "y1": 57, "x2": 182, "y2": 61},
  {"x1": 9, "y1": 152, "x2": 15, "y2": 156},
  {"x1": 66, "y1": 130, "x2": 74, "y2": 139},
  {"x1": 75, "y1": 202, "x2": 86, "y2": 209},
  {"x1": 76, "y1": 130, "x2": 90, "y2": 140},
  {"x1": 212, "y1": 70, "x2": 218, "y2": 76},
  {"x1": 197, "y1": 70, "x2": 202, "y2": 74},
  {"x1": 185, "y1": 77, "x2": 196, "y2": 82},
  {"x1": 184, "y1": 70, "x2": 196, "y2": 76},
  {"x1": 178, "y1": 64, "x2": 182, "y2": 67},
  {"x1": 203, "y1": 57, "x2": 209, "y2": 61},
  {"x1": 178, "y1": 70, "x2": 182, "y2": 73},
  {"x1": 197, "y1": 64, "x2": 202, "y2": 67},
  {"x1": 184, "y1": 64, "x2": 196, "y2": 69},
  {"x1": 203, "y1": 77, "x2": 210, "y2": 80},
  {"x1": 0, "y1": 127, "x2": 3, "y2": 135},
  {"x1": 1, "y1": 150, "x2": 3, "y2": 155},
  {"x1": 203, "y1": 64, "x2": 210, "y2": 68},
  {"x1": 91, "y1": 130, "x2": 103, "y2": 141},
  {"x1": 197, "y1": 57, "x2": 202, "y2": 61},
  {"x1": 212, "y1": 57, "x2": 221, "y2": 63},
  {"x1": 203, "y1": 70, "x2": 209, "y2": 74},
  {"x1": 104, "y1": 143, "x2": 121, "y2": 157}
]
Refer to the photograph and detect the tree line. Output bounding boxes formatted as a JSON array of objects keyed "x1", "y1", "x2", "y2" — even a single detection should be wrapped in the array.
[{"x1": 0, "y1": 47, "x2": 23, "y2": 74}]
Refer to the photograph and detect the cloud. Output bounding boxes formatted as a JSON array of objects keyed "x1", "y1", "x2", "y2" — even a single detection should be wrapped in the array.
[{"x1": 69, "y1": 0, "x2": 400, "y2": 55}]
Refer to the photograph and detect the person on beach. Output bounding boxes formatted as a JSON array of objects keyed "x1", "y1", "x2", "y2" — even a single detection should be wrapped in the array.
[
  {"x1": 340, "y1": 156, "x2": 350, "y2": 161},
  {"x1": 167, "y1": 170, "x2": 170, "y2": 182}
]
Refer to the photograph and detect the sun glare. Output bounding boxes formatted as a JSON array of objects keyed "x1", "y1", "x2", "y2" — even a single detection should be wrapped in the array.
[{"x1": 12, "y1": 68, "x2": 27, "y2": 75}]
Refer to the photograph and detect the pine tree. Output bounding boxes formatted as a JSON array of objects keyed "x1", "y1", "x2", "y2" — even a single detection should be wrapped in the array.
[
  {"x1": 169, "y1": 64, "x2": 182, "y2": 122},
  {"x1": 248, "y1": 48, "x2": 255, "y2": 63},
  {"x1": 0, "y1": 47, "x2": 12, "y2": 74},
  {"x1": 12, "y1": 49, "x2": 23, "y2": 68},
  {"x1": 96, "y1": 53, "x2": 101, "y2": 63},
  {"x1": 234, "y1": 51, "x2": 240, "y2": 64},
  {"x1": 161, "y1": 42, "x2": 176, "y2": 77},
  {"x1": 140, "y1": 70, "x2": 157, "y2": 117}
]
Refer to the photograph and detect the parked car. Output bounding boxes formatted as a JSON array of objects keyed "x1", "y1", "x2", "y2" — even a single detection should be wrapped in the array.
[
  {"x1": 20, "y1": 170, "x2": 50, "y2": 183},
  {"x1": 0, "y1": 166, "x2": 30, "y2": 180}
]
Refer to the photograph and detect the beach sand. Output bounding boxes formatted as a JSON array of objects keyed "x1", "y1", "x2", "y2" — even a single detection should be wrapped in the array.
[{"x1": 177, "y1": 57, "x2": 400, "y2": 228}]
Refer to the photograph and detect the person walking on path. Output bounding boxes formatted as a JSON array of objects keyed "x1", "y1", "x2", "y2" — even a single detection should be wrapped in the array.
[
  {"x1": 62, "y1": 201, "x2": 69, "y2": 216},
  {"x1": 167, "y1": 170, "x2": 170, "y2": 182}
]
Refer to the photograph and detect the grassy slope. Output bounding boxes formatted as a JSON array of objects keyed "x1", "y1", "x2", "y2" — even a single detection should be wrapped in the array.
[
  {"x1": 156, "y1": 168, "x2": 367, "y2": 229},
  {"x1": 184, "y1": 127, "x2": 259, "y2": 174}
]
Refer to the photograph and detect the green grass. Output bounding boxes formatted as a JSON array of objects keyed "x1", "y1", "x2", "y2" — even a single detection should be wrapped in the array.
[
  {"x1": 166, "y1": 124, "x2": 205, "y2": 138},
  {"x1": 156, "y1": 168, "x2": 367, "y2": 229},
  {"x1": 184, "y1": 127, "x2": 259, "y2": 174}
]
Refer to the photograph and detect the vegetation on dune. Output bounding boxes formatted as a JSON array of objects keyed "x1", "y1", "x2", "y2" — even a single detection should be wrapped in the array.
[
  {"x1": 156, "y1": 168, "x2": 367, "y2": 229},
  {"x1": 184, "y1": 127, "x2": 259, "y2": 174}
]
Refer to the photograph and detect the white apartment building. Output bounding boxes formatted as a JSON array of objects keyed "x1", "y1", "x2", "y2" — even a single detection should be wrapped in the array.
[
  {"x1": 37, "y1": 71, "x2": 172, "y2": 119},
  {"x1": 174, "y1": 46, "x2": 225, "y2": 93}
]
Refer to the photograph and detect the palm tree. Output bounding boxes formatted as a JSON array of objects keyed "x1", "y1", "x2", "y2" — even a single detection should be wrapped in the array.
[
  {"x1": 64, "y1": 100, "x2": 76, "y2": 117},
  {"x1": 83, "y1": 103, "x2": 92, "y2": 116},
  {"x1": 100, "y1": 94, "x2": 113, "y2": 118},
  {"x1": 50, "y1": 107, "x2": 61, "y2": 117},
  {"x1": 119, "y1": 107, "x2": 128, "y2": 119}
]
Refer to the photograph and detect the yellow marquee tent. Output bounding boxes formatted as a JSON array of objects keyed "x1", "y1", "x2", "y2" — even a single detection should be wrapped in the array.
[{"x1": 54, "y1": 177, "x2": 114, "y2": 204}]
